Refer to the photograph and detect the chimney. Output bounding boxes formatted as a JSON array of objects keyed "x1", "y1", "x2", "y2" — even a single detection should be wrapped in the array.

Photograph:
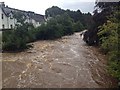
[{"x1": 0, "y1": 2, "x2": 5, "y2": 8}]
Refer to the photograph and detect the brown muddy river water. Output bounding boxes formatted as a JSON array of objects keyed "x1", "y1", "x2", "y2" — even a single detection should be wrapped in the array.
[{"x1": 2, "y1": 33, "x2": 117, "y2": 88}]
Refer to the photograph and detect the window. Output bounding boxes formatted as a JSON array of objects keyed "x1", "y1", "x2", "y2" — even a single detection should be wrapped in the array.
[
  {"x1": 2, "y1": 14, "x2": 4, "y2": 19},
  {"x1": 10, "y1": 25, "x2": 13, "y2": 29},
  {"x1": 2, "y1": 24, "x2": 4, "y2": 29},
  {"x1": 10, "y1": 14, "x2": 13, "y2": 19}
]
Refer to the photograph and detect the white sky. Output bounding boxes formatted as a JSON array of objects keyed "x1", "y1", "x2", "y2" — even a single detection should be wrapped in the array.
[{"x1": 0, "y1": 0, "x2": 96, "y2": 15}]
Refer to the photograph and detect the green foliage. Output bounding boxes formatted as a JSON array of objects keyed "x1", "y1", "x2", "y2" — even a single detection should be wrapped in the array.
[
  {"x1": 84, "y1": 2, "x2": 119, "y2": 46},
  {"x1": 108, "y1": 54, "x2": 120, "y2": 80},
  {"x1": 36, "y1": 21, "x2": 63, "y2": 40},
  {"x1": 45, "y1": 6, "x2": 92, "y2": 29},
  {"x1": 13, "y1": 12, "x2": 26, "y2": 24},
  {"x1": 2, "y1": 11, "x2": 37, "y2": 51},
  {"x1": 3, "y1": 30, "x2": 27, "y2": 51},
  {"x1": 66, "y1": 9, "x2": 82, "y2": 22},
  {"x1": 98, "y1": 15, "x2": 120, "y2": 86},
  {"x1": 45, "y1": 6, "x2": 65, "y2": 17},
  {"x1": 2, "y1": 23, "x2": 36, "y2": 51},
  {"x1": 55, "y1": 13, "x2": 74, "y2": 35},
  {"x1": 98, "y1": 21, "x2": 118, "y2": 53},
  {"x1": 36, "y1": 13, "x2": 74, "y2": 40},
  {"x1": 73, "y1": 21, "x2": 85, "y2": 32}
]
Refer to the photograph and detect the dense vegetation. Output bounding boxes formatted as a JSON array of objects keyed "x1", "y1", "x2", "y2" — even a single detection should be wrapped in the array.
[
  {"x1": 2, "y1": 23, "x2": 36, "y2": 51},
  {"x1": 45, "y1": 6, "x2": 93, "y2": 29},
  {"x1": 36, "y1": 13, "x2": 74, "y2": 40},
  {"x1": 84, "y1": 1, "x2": 120, "y2": 86}
]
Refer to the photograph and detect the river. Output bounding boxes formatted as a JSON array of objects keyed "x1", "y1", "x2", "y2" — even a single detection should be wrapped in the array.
[{"x1": 2, "y1": 32, "x2": 117, "y2": 88}]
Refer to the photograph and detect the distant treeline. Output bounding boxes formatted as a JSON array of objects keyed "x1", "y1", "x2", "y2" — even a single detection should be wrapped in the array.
[
  {"x1": 45, "y1": 6, "x2": 93, "y2": 29},
  {"x1": 2, "y1": 6, "x2": 92, "y2": 51},
  {"x1": 83, "y1": 1, "x2": 120, "y2": 87}
]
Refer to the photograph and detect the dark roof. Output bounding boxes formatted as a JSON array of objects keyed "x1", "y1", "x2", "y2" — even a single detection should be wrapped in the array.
[
  {"x1": 28, "y1": 13, "x2": 45, "y2": 22},
  {"x1": 2, "y1": 7, "x2": 13, "y2": 16},
  {"x1": 1, "y1": 6, "x2": 45, "y2": 22}
]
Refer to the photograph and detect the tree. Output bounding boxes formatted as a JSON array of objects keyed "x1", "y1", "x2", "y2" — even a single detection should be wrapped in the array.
[
  {"x1": 84, "y1": 1, "x2": 119, "y2": 45},
  {"x1": 45, "y1": 6, "x2": 92, "y2": 30},
  {"x1": 45, "y1": 6, "x2": 65, "y2": 18},
  {"x1": 73, "y1": 21, "x2": 85, "y2": 32},
  {"x1": 36, "y1": 13, "x2": 74, "y2": 40},
  {"x1": 55, "y1": 13, "x2": 74, "y2": 35}
]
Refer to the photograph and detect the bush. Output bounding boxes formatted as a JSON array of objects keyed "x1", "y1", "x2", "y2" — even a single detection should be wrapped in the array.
[
  {"x1": 108, "y1": 52, "x2": 120, "y2": 81},
  {"x1": 3, "y1": 30, "x2": 27, "y2": 51},
  {"x1": 73, "y1": 21, "x2": 85, "y2": 32},
  {"x1": 36, "y1": 20, "x2": 63, "y2": 40},
  {"x1": 36, "y1": 13, "x2": 74, "y2": 40},
  {"x1": 2, "y1": 23, "x2": 36, "y2": 51},
  {"x1": 55, "y1": 13, "x2": 74, "y2": 35},
  {"x1": 98, "y1": 20, "x2": 120, "y2": 86}
]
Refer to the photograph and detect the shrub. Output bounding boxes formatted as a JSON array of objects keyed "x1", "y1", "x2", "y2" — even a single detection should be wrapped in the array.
[
  {"x1": 36, "y1": 13, "x2": 74, "y2": 40},
  {"x1": 98, "y1": 20, "x2": 120, "y2": 86},
  {"x1": 2, "y1": 23, "x2": 36, "y2": 51}
]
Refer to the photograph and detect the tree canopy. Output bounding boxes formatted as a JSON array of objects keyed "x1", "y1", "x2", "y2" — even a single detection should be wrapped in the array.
[{"x1": 45, "y1": 6, "x2": 93, "y2": 29}]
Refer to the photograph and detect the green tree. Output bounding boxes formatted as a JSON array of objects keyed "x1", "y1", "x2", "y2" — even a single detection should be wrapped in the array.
[
  {"x1": 73, "y1": 21, "x2": 85, "y2": 32},
  {"x1": 45, "y1": 6, "x2": 65, "y2": 18},
  {"x1": 55, "y1": 13, "x2": 74, "y2": 35},
  {"x1": 45, "y1": 6, "x2": 92, "y2": 29},
  {"x1": 36, "y1": 13, "x2": 74, "y2": 40},
  {"x1": 84, "y1": 2, "x2": 119, "y2": 45}
]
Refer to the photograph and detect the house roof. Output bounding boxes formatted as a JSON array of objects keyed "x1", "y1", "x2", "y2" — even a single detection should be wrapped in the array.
[
  {"x1": 1, "y1": 5, "x2": 45, "y2": 23},
  {"x1": 28, "y1": 13, "x2": 45, "y2": 22},
  {"x1": 2, "y1": 7, "x2": 13, "y2": 17}
]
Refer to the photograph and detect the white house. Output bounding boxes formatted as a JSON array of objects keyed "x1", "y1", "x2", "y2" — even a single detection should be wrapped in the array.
[
  {"x1": 0, "y1": 2, "x2": 17, "y2": 30},
  {"x1": 0, "y1": 2, "x2": 45, "y2": 30}
]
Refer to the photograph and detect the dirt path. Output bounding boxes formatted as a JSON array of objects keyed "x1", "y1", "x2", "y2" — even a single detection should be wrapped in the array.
[{"x1": 2, "y1": 33, "x2": 117, "y2": 88}]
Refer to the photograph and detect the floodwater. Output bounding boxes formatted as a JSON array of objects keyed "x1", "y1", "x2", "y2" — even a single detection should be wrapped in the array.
[{"x1": 2, "y1": 33, "x2": 117, "y2": 88}]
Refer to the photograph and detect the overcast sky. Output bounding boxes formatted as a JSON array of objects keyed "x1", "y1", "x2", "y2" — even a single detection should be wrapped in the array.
[{"x1": 0, "y1": 0, "x2": 96, "y2": 15}]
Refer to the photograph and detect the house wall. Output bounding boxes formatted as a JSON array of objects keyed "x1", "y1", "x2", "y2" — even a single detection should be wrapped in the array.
[
  {"x1": 0, "y1": 8, "x2": 16, "y2": 30},
  {"x1": 25, "y1": 18, "x2": 42, "y2": 28},
  {"x1": 0, "y1": 8, "x2": 3, "y2": 29},
  {"x1": 29, "y1": 19, "x2": 40, "y2": 28},
  {"x1": 0, "y1": 9, "x2": 9, "y2": 29},
  {"x1": 36, "y1": 22, "x2": 41, "y2": 27},
  {"x1": 8, "y1": 13, "x2": 17, "y2": 29},
  {"x1": 32, "y1": 19, "x2": 37, "y2": 27},
  {"x1": 0, "y1": 2, "x2": 45, "y2": 30}
]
